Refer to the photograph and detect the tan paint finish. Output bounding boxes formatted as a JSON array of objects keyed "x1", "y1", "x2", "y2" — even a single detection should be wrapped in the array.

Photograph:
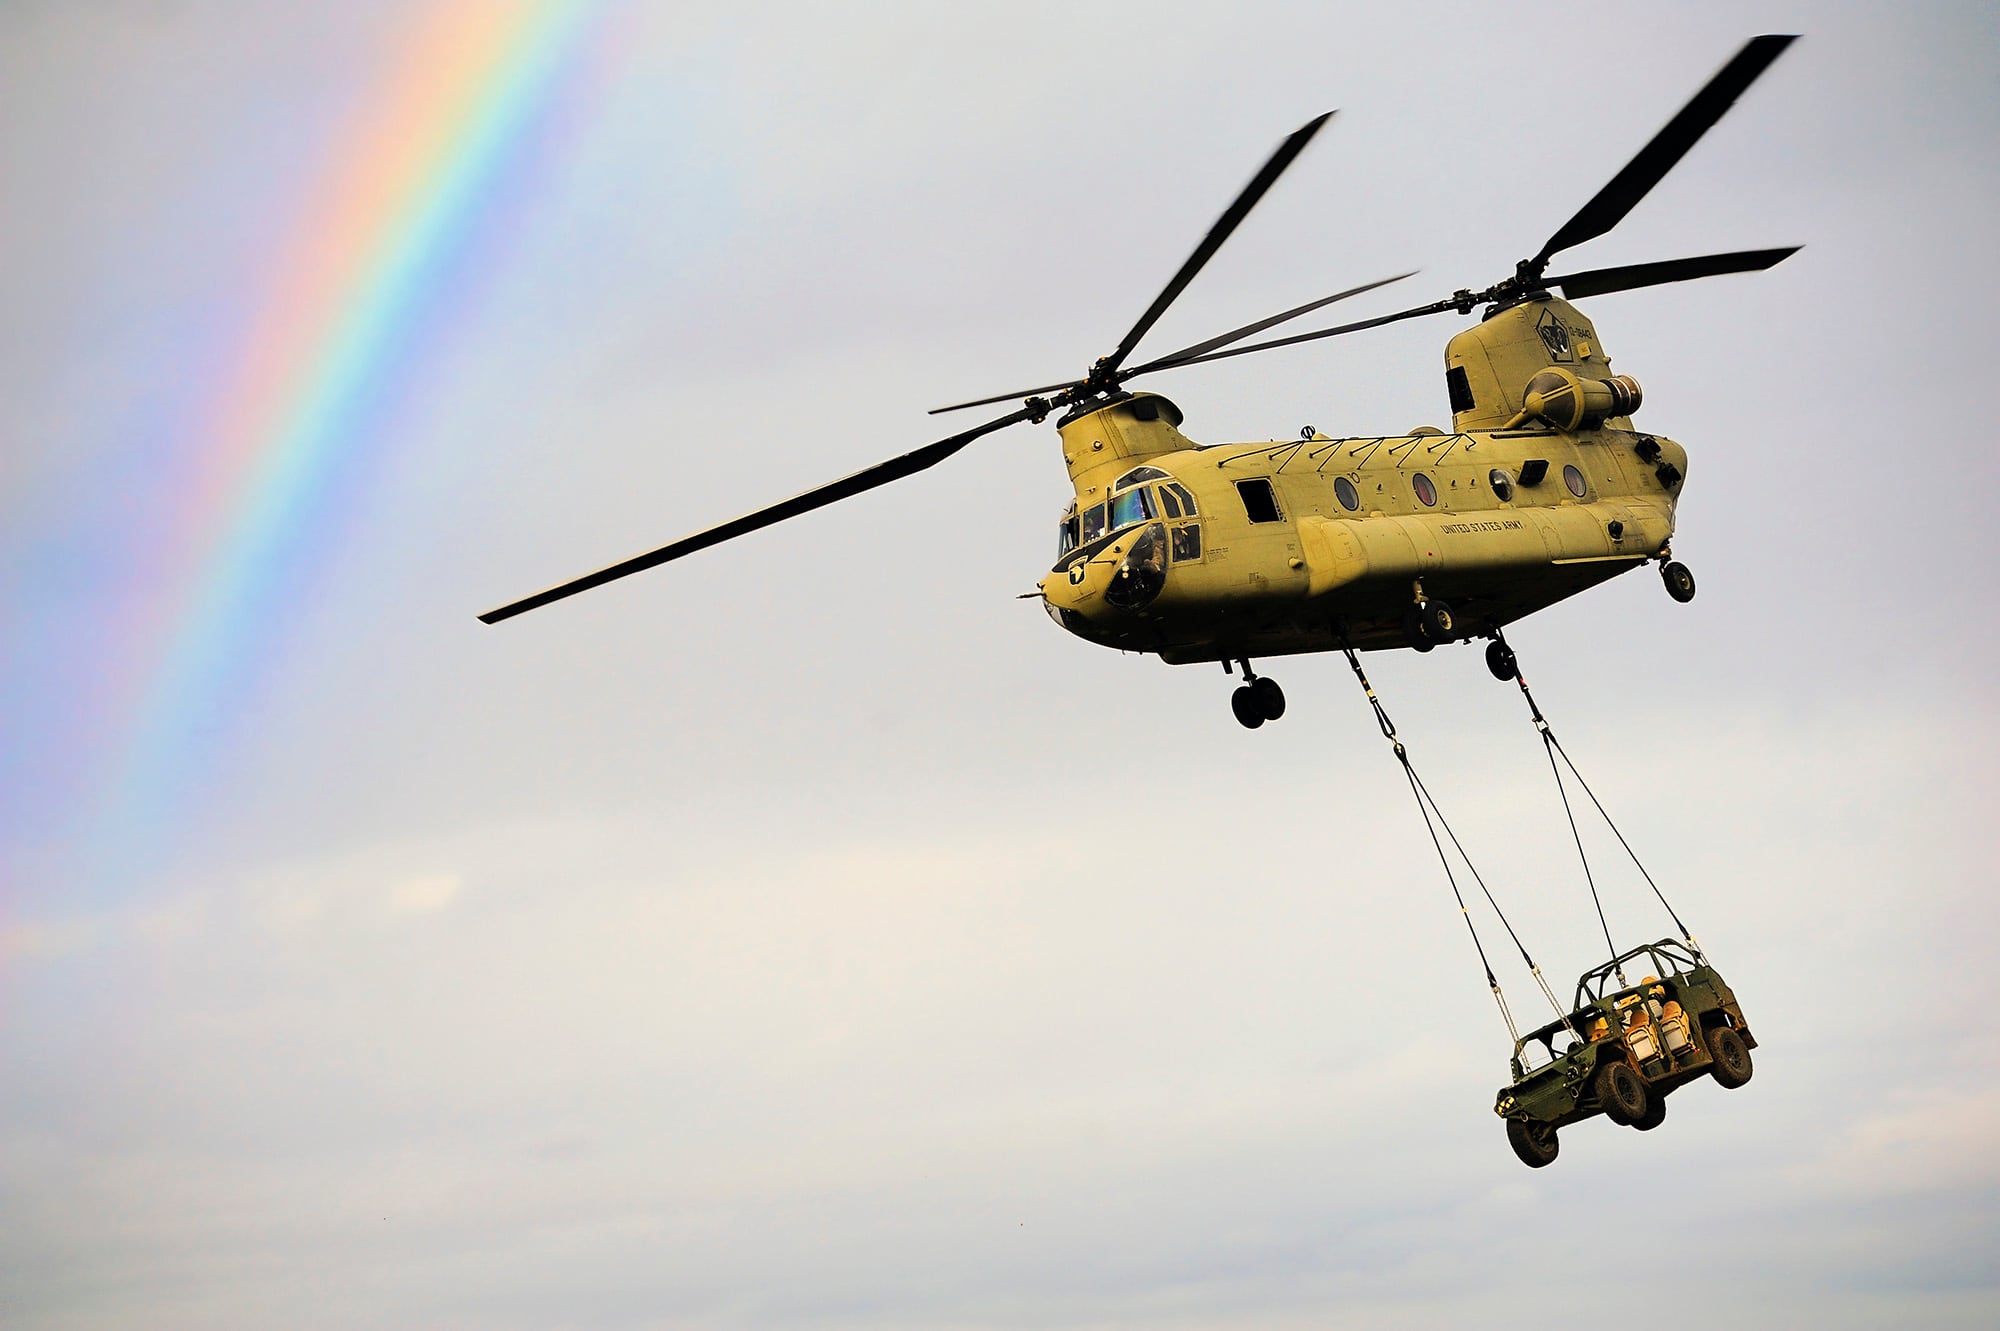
[{"x1": 1036, "y1": 295, "x2": 1691, "y2": 662}]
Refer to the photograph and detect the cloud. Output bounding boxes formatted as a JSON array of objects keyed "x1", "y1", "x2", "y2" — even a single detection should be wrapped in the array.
[
  {"x1": 386, "y1": 871, "x2": 461, "y2": 915},
  {"x1": 1794, "y1": 1086, "x2": 2000, "y2": 1198}
]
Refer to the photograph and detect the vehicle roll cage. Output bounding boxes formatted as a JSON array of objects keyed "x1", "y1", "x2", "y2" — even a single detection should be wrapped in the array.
[
  {"x1": 1572, "y1": 938, "x2": 1705, "y2": 1010},
  {"x1": 1508, "y1": 937, "x2": 1708, "y2": 1067}
]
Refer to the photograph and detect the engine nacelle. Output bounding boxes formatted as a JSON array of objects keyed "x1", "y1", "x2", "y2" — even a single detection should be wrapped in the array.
[
  {"x1": 1444, "y1": 294, "x2": 1639, "y2": 432},
  {"x1": 1518, "y1": 368, "x2": 1642, "y2": 432}
]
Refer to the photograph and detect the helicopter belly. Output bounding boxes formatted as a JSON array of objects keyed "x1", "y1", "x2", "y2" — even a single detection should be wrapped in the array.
[
  {"x1": 1129, "y1": 500, "x2": 1672, "y2": 663},
  {"x1": 1150, "y1": 553, "x2": 1653, "y2": 663}
]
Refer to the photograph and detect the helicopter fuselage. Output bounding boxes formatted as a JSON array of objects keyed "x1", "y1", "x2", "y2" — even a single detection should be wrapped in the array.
[{"x1": 1037, "y1": 294, "x2": 1690, "y2": 660}]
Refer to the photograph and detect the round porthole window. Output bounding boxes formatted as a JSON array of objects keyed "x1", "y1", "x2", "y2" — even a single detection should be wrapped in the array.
[
  {"x1": 1412, "y1": 473, "x2": 1437, "y2": 506},
  {"x1": 1334, "y1": 476, "x2": 1360, "y2": 511},
  {"x1": 1564, "y1": 464, "x2": 1587, "y2": 498},
  {"x1": 1489, "y1": 468, "x2": 1514, "y2": 502}
]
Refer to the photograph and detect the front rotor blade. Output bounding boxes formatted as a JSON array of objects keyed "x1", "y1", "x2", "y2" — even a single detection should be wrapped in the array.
[
  {"x1": 1134, "y1": 297, "x2": 1458, "y2": 375},
  {"x1": 1548, "y1": 246, "x2": 1800, "y2": 300},
  {"x1": 1103, "y1": 111, "x2": 1333, "y2": 374},
  {"x1": 1121, "y1": 270, "x2": 1417, "y2": 378},
  {"x1": 479, "y1": 404, "x2": 1039, "y2": 624},
  {"x1": 1533, "y1": 35, "x2": 1796, "y2": 268},
  {"x1": 928, "y1": 376, "x2": 1083, "y2": 417}
]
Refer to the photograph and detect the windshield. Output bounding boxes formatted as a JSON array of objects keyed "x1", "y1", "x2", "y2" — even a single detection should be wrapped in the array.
[
  {"x1": 1080, "y1": 502, "x2": 1108, "y2": 544},
  {"x1": 1109, "y1": 486, "x2": 1157, "y2": 532}
]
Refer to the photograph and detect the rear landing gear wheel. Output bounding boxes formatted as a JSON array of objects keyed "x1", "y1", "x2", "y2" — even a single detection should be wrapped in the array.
[
  {"x1": 1485, "y1": 640, "x2": 1518, "y2": 682},
  {"x1": 1506, "y1": 1118, "x2": 1559, "y2": 1168},
  {"x1": 1661, "y1": 560, "x2": 1696, "y2": 603},
  {"x1": 1230, "y1": 686, "x2": 1265, "y2": 730},
  {"x1": 1417, "y1": 599, "x2": 1456, "y2": 643},
  {"x1": 1401, "y1": 608, "x2": 1435, "y2": 652},
  {"x1": 1250, "y1": 675, "x2": 1286, "y2": 720}
]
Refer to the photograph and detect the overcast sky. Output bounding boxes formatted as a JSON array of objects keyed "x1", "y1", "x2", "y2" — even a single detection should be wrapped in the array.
[{"x1": 2, "y1": 3, "x2": 1996, "y2": 1328}]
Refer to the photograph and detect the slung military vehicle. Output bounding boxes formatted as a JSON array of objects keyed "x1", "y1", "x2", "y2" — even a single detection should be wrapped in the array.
[
  {"x1": 1495, "y1": 939, "x2": 1757, "y2": 1168},
  {"x1": 480, "y1": 38, "x2": 1797, "y2": 732}
]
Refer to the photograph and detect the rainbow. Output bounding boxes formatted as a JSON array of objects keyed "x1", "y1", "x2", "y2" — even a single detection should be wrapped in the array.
[{"x1": 111, "y1": 0, "x2": 598, "y2": 850}]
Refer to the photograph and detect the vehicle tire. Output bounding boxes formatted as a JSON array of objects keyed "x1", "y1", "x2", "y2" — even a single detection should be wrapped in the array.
[
  {"x1": 1251, "y1": 675, "x2": 1286, "y2": 721},
  {"x1": 1506, "y1": 1118, "x2": 1560, "y2": 1168},
  {"x1": 1708, "y1": 1025, "x2": 1754, "y2": 1089},
  {"x1": 1230, "y1": 686, "x2": 1265, "y2": 730},
  {"x1": 1633, "y1": 1092, "x2": 1668, "y2": 1131},
  {"x1": 1418, "y1": 599, "x2": 1456, "y2": 642},
  {"x1": 1485, "y1": 640, "x2": 1518, "y2": 682},
  {"x1": 1595, "y1": 1060, "x2": 1650, "y2": 1126},
  {"x1": 1402, "y1": 609, "x2": 1435, "y2": 652},
  {"x1": 1661, "y1": 560, "x2": 1696, "y2": 603}
]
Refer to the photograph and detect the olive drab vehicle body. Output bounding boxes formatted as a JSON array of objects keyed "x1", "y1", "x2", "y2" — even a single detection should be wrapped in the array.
[
  {"x1": 1495, "y1": 940, "x2": 1757, "y2": 1167},
  {"x1": 1036, "y1": 294, "x2": 1687, "y2": 662}
]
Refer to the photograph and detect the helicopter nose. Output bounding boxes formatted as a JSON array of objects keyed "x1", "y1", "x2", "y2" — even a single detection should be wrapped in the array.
[
  {"x1": 1040, "y1": 523, "x2": 1168, "y2": 623},
  {"x1": 1103, "y1": 523, "x2": 1167, "y2": 611}
]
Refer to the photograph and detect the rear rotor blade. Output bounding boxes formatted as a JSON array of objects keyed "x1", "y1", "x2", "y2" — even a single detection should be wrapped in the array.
[
  {"x1": 1532, "y1": 34, "x2": 1795, "y2": 269},
  {"x1": 1121, "y1": 270, "x2": 1417, "y2": 378},
  {"x1": 1145, "y1": 244, "x2": 1801, "y2": 377},
  {"x1": 1548, "y1": 246, "x2": 1800, "y2": 300},
  {"x1": 1103, "y1": 110, "x2": 1333, "y2": 374},
  {"x1": 479, "y1": 403, "x2": 1039, "y2": 624}
]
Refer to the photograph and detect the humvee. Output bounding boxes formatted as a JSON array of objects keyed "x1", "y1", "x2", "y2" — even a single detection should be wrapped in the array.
[{"x1": 1494, "y1": 939, "x2": 1756, "y2": 1167}]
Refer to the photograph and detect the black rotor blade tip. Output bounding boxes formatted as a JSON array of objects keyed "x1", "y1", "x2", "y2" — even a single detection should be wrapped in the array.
[
  {"x1": 477, "y1": 404, "x2": 1038, "y2": 623},
  {"x1": 1103, "y1": 110, "x2": 1335, "y2": 374},
  {"x1": 1534, "y1": 34, "x2": 1797, "y2": 267}
]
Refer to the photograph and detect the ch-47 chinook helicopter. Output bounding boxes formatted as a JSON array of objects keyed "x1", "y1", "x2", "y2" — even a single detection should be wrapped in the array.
[{"x1": 482, "y1": 36, "x2": 1798, "y2": 731}]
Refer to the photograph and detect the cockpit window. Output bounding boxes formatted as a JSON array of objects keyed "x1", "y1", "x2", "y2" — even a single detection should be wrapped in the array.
[
  {"x1": 1159, "y1": 486, "x2": 1184, "y2": 519},
  {"x1": 1170, "y1": 523, "x2": 1202, "y2": 563},
  {"x1": 1113, "y1": 465, "x2": 1172, "y2": 488},
  {"x1": 1166, "y1": 482, "x2": 1197, "y2": 515},
  {"x1": 1109, "y1": 487, "x2": 1157, "y2": 532},
  {"x1": 1057, "y1": 504, "x2": 1079, "y2": 558},
  {"x1": 1080, "y1": 501, "x2": 1108, "y2": 544}
]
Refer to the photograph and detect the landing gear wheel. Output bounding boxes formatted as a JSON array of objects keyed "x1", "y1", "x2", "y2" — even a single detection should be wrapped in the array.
[
  {"x1": 1417, "y1": 599, "x2": 1456, "y2": 643},
  {"x1": 1401, "y1": 608, "x2": 1435, "y2": 652},
  {"x1": 1595, "y1": 1060, "x2": 1650, "y2": 1126},
  {"x1": 1661, "y1": 560, "x2": 1696, "y2": 603},
  {"x1": 1707, "y1": 1025, "x2": 1754, "y2": 1088},
  {"x1": 1506, "y1": 1118, "x2": 1559, "y2": 1168},
  {"x1": 1633, "y1": 1092, "x2": 1668, "y2": 1131},
  {"x1": 1250, "y1": 675, "x2": 1286, "y2": 721},
  {"x1": 1485, "y1": 640, "x2": 1518, "y2": 682},
  {"x1": 1230, "y1": 686, "x2": 1265, "y2": 730}
]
